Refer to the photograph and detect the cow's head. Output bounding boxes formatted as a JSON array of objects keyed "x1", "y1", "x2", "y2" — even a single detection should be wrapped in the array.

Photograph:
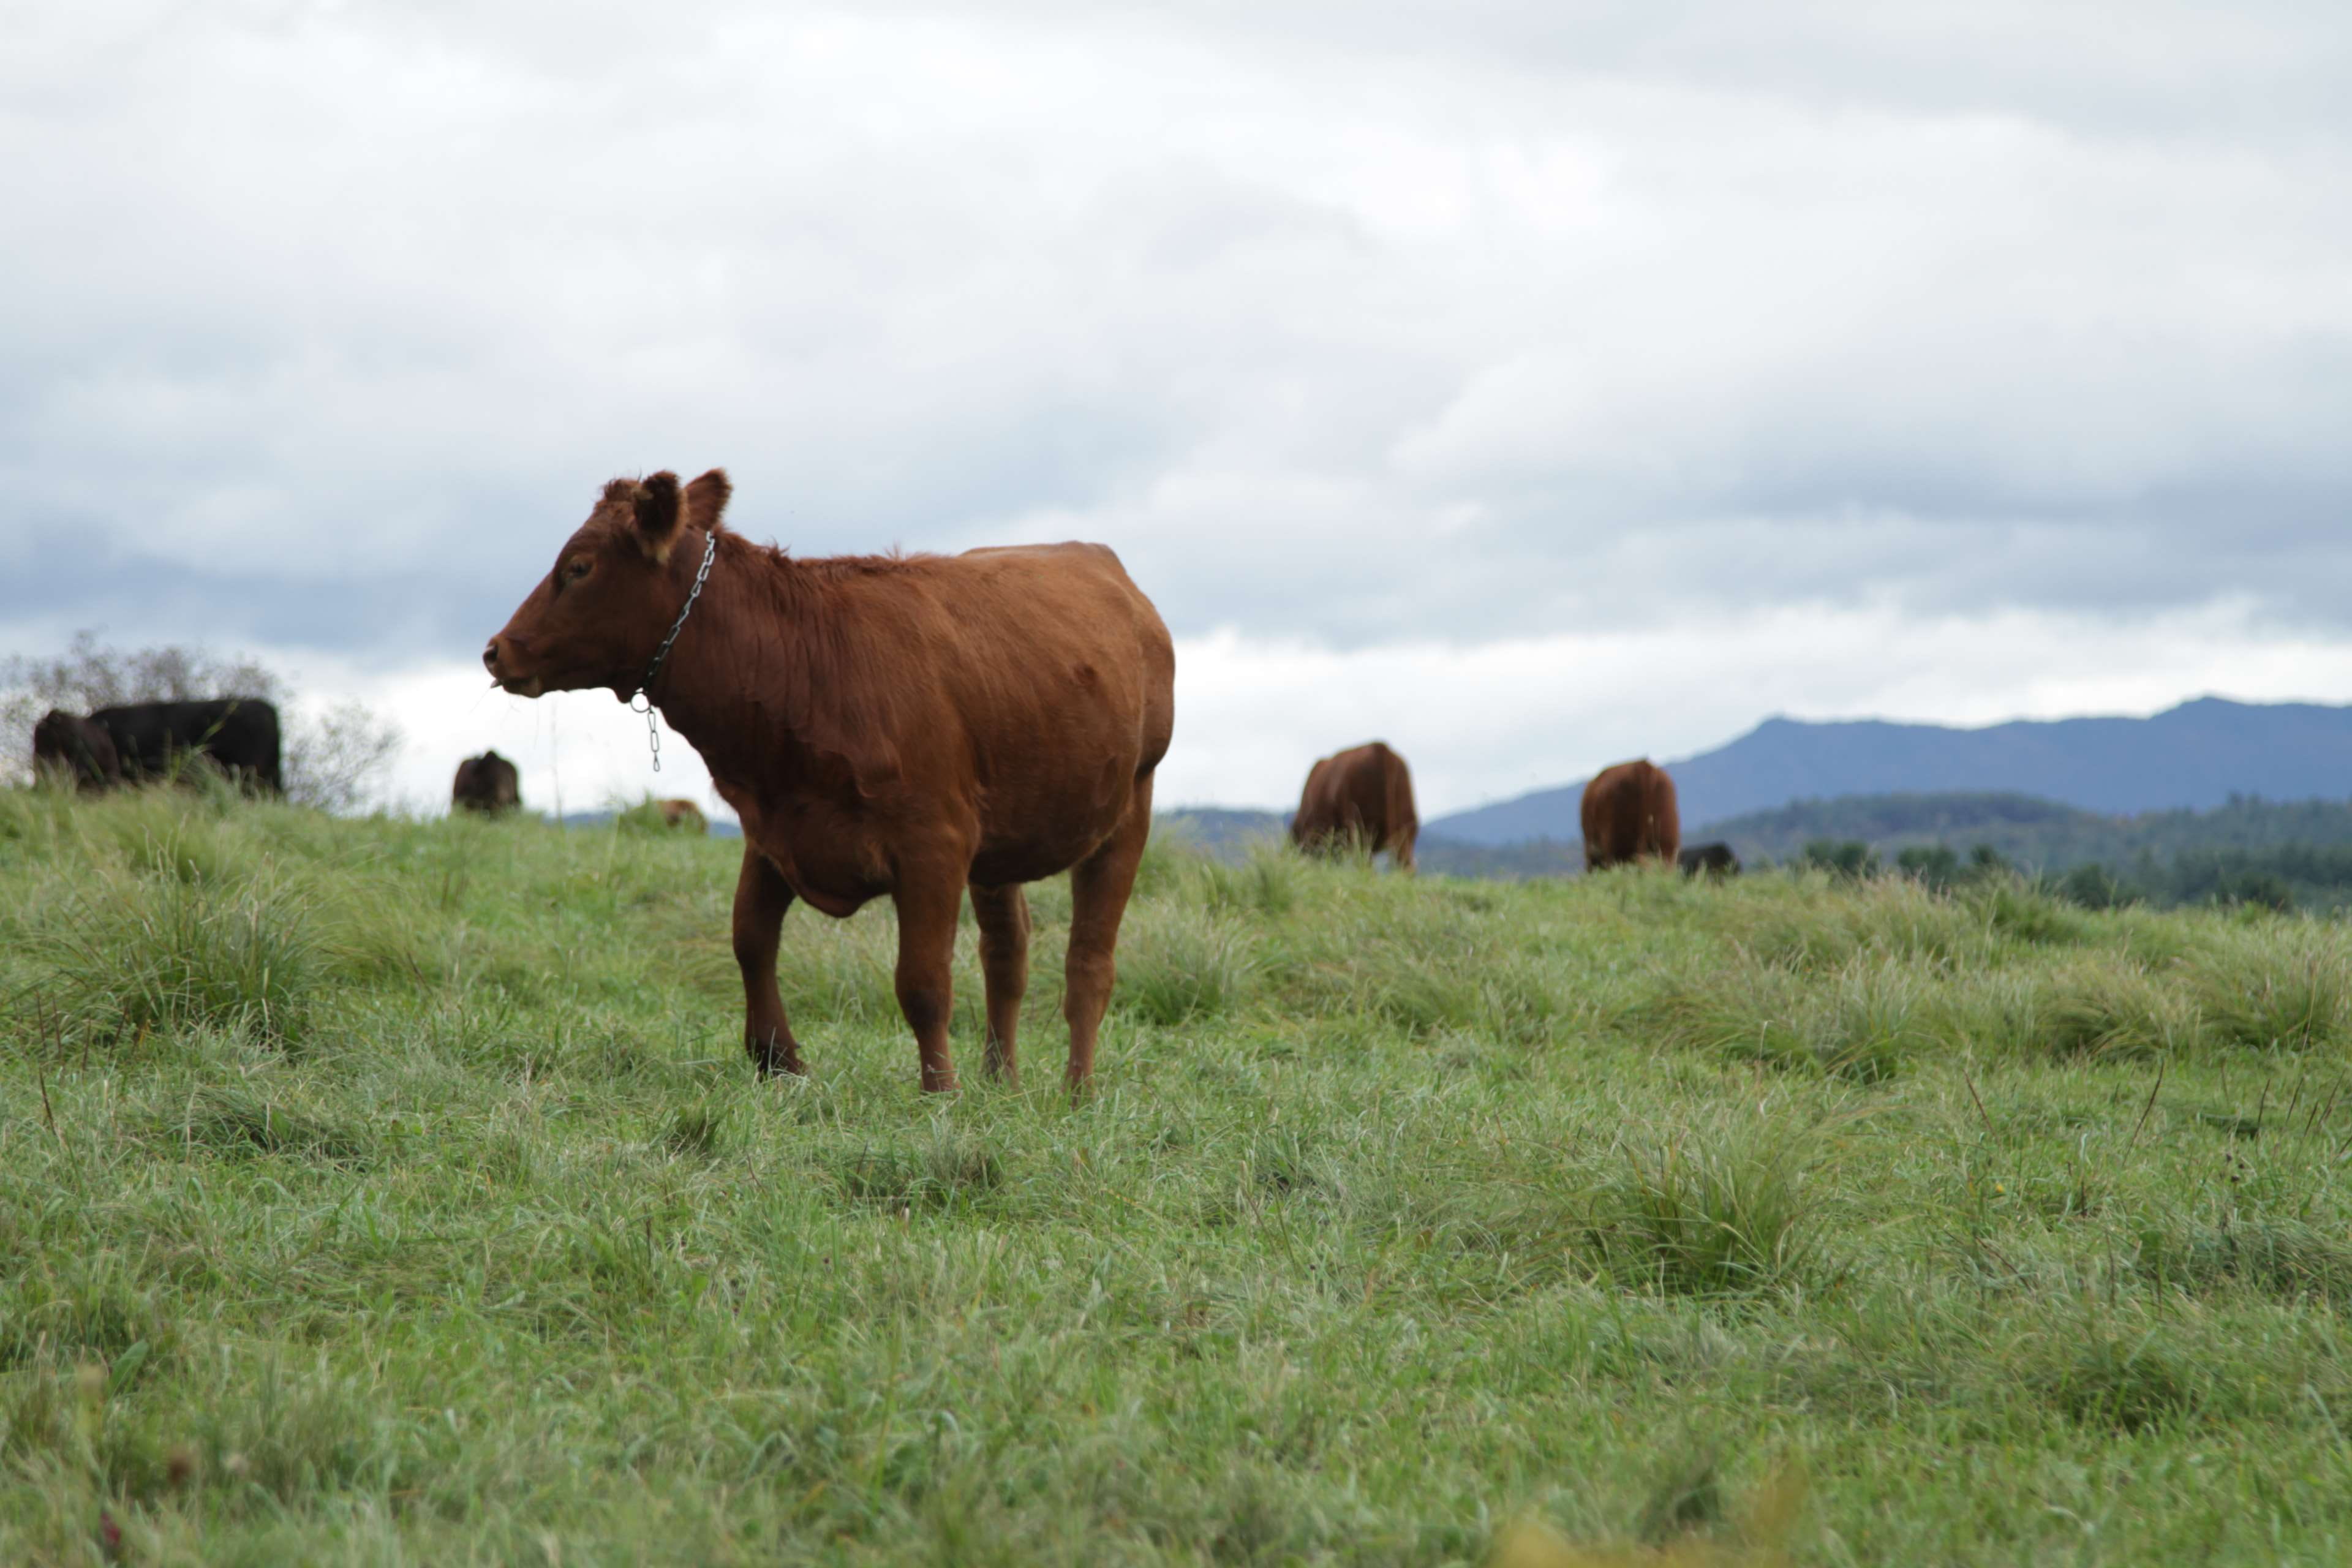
[{"x1": 483, "y1": 469, "x2": 733, "y2": 699}]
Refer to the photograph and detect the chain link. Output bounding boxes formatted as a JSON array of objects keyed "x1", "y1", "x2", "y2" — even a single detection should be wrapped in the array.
[{"x1": 628, "y1": 527, "x2": 718, "y2": 773}]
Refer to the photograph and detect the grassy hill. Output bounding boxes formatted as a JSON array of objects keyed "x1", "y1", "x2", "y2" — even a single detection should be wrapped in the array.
[
  {"x1": 1159, "y1": 808, "x2": 1583, "y2": 881},
  {"x1": 8, "y1": 785, "x2": 2352, "y2": 1561}
]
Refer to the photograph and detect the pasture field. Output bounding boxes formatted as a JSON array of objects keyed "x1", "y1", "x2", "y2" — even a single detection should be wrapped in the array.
[{"x1": 7, "y1": 786, "x2": 2352, "y2": 1564}]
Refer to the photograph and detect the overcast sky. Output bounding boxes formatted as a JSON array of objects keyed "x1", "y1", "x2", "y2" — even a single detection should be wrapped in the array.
[{"x1": 4, "y1": 1, "x2": 2349, "y2": 818}]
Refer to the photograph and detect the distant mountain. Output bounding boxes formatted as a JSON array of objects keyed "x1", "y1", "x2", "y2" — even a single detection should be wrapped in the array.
[{"x1": 1428, "y1": 697, "x2": 2352, "y2": 846}]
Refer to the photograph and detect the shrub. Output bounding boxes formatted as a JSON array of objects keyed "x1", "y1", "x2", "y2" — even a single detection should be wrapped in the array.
[
  {"x1": 2056, "y1": 862, "x2": 2132, "y2": 911},
  {"x1": 2184, "y1": 929, "x2": 2352, "y2": 1051},
  {"x1": 1811, "y1": 958, "x2": 1934, "y2": 1081},
  {"x1": 2027, "y1": 1332, "x2": 2208, "y2": 1433},
  {"x1": 1964, "y1": 876, "x2": 2087, "y2": 947},
  {"x1": 2138, "y1": 1216, "x2": 2352, "y2": 1308},
  {"x1": 1594, "y1": 1116, "x2": 1824, "y2": 1295},
  {"x1": 1896, "y1": 844, "x2": 1961, "y2": 889},
  {"x1": 833, "y1": 1126, "x2": 1006, "y2": 1213},
  {"x1": 1195, "y1": 850, "x2": 1299, "y2": 919},
  {"x1": 32, "y1": 866, "x2": 326, "y2": 1049},
  {"x1": 2037, "y1": 961, "x2": 2198, "y2": 1060},
  {"x1": 157, "y1": 1085, "x2": 376, "y2": 1167},
  {"x1": 1113, "y1": 905, "x2": 1261, "y2": 1026},
  {"x1": 1798, "y1": 840, "x2": 1878, "y2": 880}
]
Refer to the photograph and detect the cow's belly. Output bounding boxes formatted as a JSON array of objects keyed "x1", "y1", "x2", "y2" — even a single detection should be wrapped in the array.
[
  {"x1": 968, "y1": 765, "x2": 1136, "y2": 884},
  {"x1": 715, "y1": 778, "x2": 888, "y2": 918}
]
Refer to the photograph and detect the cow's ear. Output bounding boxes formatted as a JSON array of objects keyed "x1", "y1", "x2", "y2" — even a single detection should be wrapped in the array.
[
  {"x1": 685, "y1": 468, "x2": 732, "y2": 534},
  {"x1": 633, "y1": 471, "x2": 685, "y2": 562}
]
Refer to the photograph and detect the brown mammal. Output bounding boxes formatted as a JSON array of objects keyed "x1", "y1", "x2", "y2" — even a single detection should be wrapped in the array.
[
  {"x1": 451, "y1": 750, "x2": 522, "y2": 813},
  {"x1": 655, "y1": 799, "x2": 708, "y2": 833},
  {"x1": 1581, "y1": 759, "x2": 1680, "y2": 871},
  {"x1": 483, "y1": 469, "x2": 1175, "y2": 1094},
  {"x1": 31, "y1": 709, "x2": 123, "y2": 793},
  {"x1": 1290, "y1": 741, "x2": 1418, "y2": 871}
]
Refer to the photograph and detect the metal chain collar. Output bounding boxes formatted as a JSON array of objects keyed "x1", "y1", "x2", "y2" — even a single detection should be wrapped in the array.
[{"x1": 627, "y1": 527, "x2": 718, "y2": 772}]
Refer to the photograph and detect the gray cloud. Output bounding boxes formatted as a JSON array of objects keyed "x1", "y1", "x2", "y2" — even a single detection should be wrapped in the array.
[{"x1": 2, "y1": 0, "x2": 2348, "y2": 670}]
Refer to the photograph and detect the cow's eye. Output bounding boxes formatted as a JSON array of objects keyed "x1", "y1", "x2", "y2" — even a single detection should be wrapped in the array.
[{"x1": 565, "y1": 559, "x2": 592, "y2": 582}]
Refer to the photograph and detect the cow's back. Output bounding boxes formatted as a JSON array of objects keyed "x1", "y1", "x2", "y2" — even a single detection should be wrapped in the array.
[
  {"x1": 894, "y1": 545, "x2": 1175, "y2": 850},
  {"x1": 937, "y1": 543, "x2": 1174, "y2": 750},
  {"x1": 1292, "y1": 742, "x2": 1415, "y2": 861},
  {"x1": 1582, "y1": 759, "x2": 1679, "y2": 870},
  {"x1": 94, "y1": 698, "x2": 282, "y2": 793}
]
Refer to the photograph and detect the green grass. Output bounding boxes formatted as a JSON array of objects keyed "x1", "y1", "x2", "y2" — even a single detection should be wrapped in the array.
[{"x1": 6, "y1": 787, "x2": 2352, "y2": 1562}]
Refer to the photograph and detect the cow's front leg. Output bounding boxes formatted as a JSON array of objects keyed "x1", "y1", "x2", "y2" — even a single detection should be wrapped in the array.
[
  {"x1": 732, "y1": 844, "x2": 804, "y2": 1076},
  {"x1": 891, "y1": 872, "x2": 966, "y2": 1093}
]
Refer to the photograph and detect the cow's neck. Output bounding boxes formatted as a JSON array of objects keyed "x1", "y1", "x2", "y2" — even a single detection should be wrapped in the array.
[{"x1": 641, "y1": 540, "x2": 833, "y2": 799}]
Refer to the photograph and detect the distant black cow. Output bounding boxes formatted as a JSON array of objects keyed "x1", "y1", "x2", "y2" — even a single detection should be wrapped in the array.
[
  {"x1": 451, "y1": 750, "x2": 522, "y2": 814},
  {"x1": 92, "y1": 698, "x2": 284, "y2": 794},
  {"x1": 1679, "y1": 841, "x2": 1740, "y2": 878},
  {"x1": 31, "y1": 709, "x2": 123, "y2": 793}
]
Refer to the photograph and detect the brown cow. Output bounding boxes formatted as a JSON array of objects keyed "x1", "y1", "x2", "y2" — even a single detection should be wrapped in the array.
[
  {"x1": 31, "y1": 709, "x2": 122, "y2": 793},
  {"x1": 451, "y1": 750, "x2": 521, "y2": 814},
  {"x1": 1290, "y1": 741, "x2": 1418, "y2": 871},
  {"x1": 1581, "y1": 758, "x2": 1679, "y2": 871},
  {"x1": 657, "y1": 799, "x2": 707, "y2": 834},
  {"x1": 483, "y1": 469, "x2": 1175, "y2": 1095}
]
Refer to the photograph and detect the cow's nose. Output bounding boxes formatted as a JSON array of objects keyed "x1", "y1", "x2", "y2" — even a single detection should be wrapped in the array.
[{"x1": 481, "y1": 639, "x2": 500, "y2": 674}]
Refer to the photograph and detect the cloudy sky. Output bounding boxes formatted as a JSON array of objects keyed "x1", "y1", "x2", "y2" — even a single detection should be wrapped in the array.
[{"x1": 4, "y1": 1, "x2": 2348, "y2": 819}]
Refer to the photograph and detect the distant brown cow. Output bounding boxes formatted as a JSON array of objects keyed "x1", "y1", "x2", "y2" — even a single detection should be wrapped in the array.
[
  {"x1": 657, "y1": 799, "x2": 707, "y2": 834},
  {"x1": 1290, "y1": 741, "x2": 1418, "y2": 871},
  {"x1": 483, "y1": 468, "x2": 1175, "y2": 1095},
  {"x1": 451, "y1": 750, "x2": 521, "y2": 814},
  {"x1": 32, "y1": 709, "x2": 121, "y2": 793},
  {"x1": 1581, "y1": 759, "x2": 1680, "y2": 871}
]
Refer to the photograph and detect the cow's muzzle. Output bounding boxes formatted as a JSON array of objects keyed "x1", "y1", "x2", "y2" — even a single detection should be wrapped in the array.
[{"x1": 483, "y1": 636, "x2": 546, "y2": 698}]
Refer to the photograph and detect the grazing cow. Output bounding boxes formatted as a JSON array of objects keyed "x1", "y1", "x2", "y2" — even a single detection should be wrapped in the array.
[
  {"x1": 91, "y1": 698, "x2": 283, "y2": 794},
  {"x1": 483, "y1": 469, "x2": 1175, "y2": 1094},
  {"x1": 1678, "y1": 840, "x2": 1740, "y2": 878},
  {"x1": 31, "y1": 709, "x2": 122, "y2": 793},
  {"x1": 1580, "y1": 759, "x2": 1679, "y2": 872},
  {"x1": 1290, "y1": 741, "x2": 1419, "y2": 871},
  {"x1": 657, "y1": 799, "x2": 707, "y2": 834},
  {"x1": 451, "y1": 750, "x2": 522, "y2": 814}
]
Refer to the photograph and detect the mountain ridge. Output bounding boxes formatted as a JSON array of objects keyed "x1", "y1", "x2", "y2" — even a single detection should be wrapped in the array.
[{"x1": 1427, "y1": 696, "x2": 2352, "y2": 846}]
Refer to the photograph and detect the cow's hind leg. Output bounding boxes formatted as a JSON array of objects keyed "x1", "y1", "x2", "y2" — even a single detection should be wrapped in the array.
[
  {"x1": 733, "y1": 845, "x2": 805, "y2": 1076},
  {"x1": 1063, "y1": 774, "x2": 1154, "y2": 1094},
  {"x1": 969, "y1": 882, "x2": 1031, "y2": 1085}
]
